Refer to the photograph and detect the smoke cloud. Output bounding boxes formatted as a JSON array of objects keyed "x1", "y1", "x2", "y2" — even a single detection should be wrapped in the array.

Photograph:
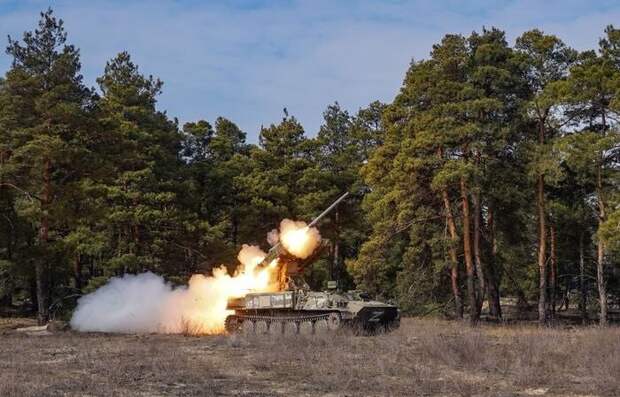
[
  {"x1": 279, "y1": 219, "x2": 321, "y2": 259},
  {"x1": 70, "y1": 272, "x2": 180, "y2": 333},
  {"x1": 237, "y1": 244, "x2": 266, "y2": 271},
  {"x1": 71, "y1": 219, "x2": 322, "y2": 334}
]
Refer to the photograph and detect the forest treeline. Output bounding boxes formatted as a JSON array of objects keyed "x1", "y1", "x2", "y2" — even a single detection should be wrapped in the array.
[{"x1": 1, "y1": 10, "x2": 619, "y2": 326}]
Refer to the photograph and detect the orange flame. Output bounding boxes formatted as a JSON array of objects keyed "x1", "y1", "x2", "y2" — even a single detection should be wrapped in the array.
[
  {"x1": 159, "y1": 220, "x2": 320, "y2": 334},
  {"x1": 164, "y1": 246, "x2": 279, "y2": 334}
]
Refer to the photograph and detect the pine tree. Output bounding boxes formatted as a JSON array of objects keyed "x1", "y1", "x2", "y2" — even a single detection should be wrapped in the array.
[
  {"x1": 353, "y1": 57, "x2": 455, "y2": 313},
  {"x1": 182, "y1": 116, "x2": 251, "y2": 260},
  {"x1": 302, "y1": 102, "x2": 380, "y2": 288},
  {"x1": 515, "y1": 29, "x2": 576, "y2": 324},
  {"x1": 0, "y1": 9, "x2": 94, "y2": 323},
  {"x1": 237, "y1": 115, "x2": 312, "y2": 242},
  {"x1": 556, "y1": 33, "x2": 620, "y2": 324},
  {"x1": 466, "y1": 28, "x2": 530, "y2": 319},
  {"x1": 92, "y1": 51, "x2": 199, "y2": 280}
]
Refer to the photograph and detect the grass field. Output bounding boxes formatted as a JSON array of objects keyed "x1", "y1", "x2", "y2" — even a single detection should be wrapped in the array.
[{"x1": 1, "y1": 318, "x2": 619, "y2": 396}]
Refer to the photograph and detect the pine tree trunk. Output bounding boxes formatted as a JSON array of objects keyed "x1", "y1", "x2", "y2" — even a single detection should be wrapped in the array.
[
  {"x1": 596, "y1": 162, "x2": 607, "y2": 326},
  {"x1": 438, "y1": 148, "x2": 462, "y2": 319},
  {"x1": 579, "y1": 232, "x2": 588, "y2": 323},
  {"x1": 0, "y1": 291, "x2": 11, "y2": 306},
  {"x1": 332, "y1": 241, "x2": 339, "y2": 282},
  {"x1": 74, "y1": 253, "x2": 82, "y2": 290},
  {"x1": 441, "y1": 188, "x2": 463, "y2": 319},
  {"x1": 460, "y1": 176, "x2": 478, "y2": 325},
  {"x1": 487, "y1": 208, "x2": 502, "y2": 319},
  {"x1": 472, "y1": 191, "x2": 485, "y2": 314},
  {"x1": 550, "y1": 223, "x2": 557, "y2": 320},
  {"x1": 0, "y1": 150, "x2": 11, "y2": 262},
  {"x1": 36, "y1": 158, "x2": 51, "y2": 325},
  {"x1": 231, "y1": 213, "x2": 238, "y2": 246},
  {"x1": 30, "y1": 278, "x2": 38, "y2": 314},
  {"x1": 34, "y1": 262, "x2": 49, "y2": 325},
  {"x1": 596, "y1": 109, "x2": 608, "y2": 327},
  {"x1": 133, "y1": 224, "x2": 140, "y2": 253},
  {"x1": 537, "y1": 121, "x2": 547, "y2": 325}
]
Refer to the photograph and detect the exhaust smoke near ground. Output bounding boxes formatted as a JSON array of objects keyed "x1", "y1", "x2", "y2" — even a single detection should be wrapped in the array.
[{"x1": 70, "y1": 219, "x2": 321, "y2": 334}]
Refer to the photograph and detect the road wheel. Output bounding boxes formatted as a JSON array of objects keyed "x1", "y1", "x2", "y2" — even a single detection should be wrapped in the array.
[
  {"x1": 224, "y1": 315, "x2": 240, "y2": 333},
  {"x1": 241, "y1": 320, "x2": 255, "y2": 335},
  {"x1": 315, "y1": 319, "x2": 329, "y2": 334},
  {"x1": 299, "y1": 321, "x2": 313, "y2": 335},
  {"x1": 255, "y1": 320, "x2": 268, "y2": 334},
  {"x1": 269, "y1": 320, "x2": 284, "y2": 336},
  {"x1": 327, "y1": 312, "x2": 342, "y2": 331},
  {"x1": 284, "y1": 321, "x2": 298, "y2": 335}
]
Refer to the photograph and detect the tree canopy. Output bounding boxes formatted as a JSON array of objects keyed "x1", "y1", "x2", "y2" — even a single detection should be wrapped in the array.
[{"x1": 1, "y1": 10, "x2": 619, "y2": 326}]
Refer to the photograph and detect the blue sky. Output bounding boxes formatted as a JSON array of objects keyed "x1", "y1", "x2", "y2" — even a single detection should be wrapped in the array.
[{"x1": 1, "y1": 0, "x2": 619, "y2": 141}]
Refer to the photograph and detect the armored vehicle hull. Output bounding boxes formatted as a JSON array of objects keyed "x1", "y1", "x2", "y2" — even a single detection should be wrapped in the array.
[{"x1": 225, "y1": 290, "x2": 400, "y2": 334}]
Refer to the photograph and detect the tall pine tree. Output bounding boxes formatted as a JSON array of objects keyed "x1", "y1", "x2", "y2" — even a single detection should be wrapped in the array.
[{"x1": 0, "y1": 9, "x2": 94, "y2": 323}]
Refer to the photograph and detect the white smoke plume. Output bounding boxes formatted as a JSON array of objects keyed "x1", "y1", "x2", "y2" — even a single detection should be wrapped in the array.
[
  {"x1": 237, "y1": 244, "x2": 266, "y2": 270},
  {"x1": 279, "y1": 219, "x2": 321, "y2": 259},
  {"x1": 71, "y1": 245, "x2": 273, "y2": 334},
  {"x1": 71, "y1": 219, "x2": 322, "y2": 334},
  {"x1": 70, "y1": 272, "x2": 180, "y2": 333}
]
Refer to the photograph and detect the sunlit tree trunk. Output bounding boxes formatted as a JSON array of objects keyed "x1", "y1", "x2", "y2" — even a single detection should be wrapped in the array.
[
  {"x1": 438, "y1": 148, "x2": 463, "y2": 319},
  {"x1": 596, "y1": 160, "x2": 607, "y2": 326},
  {"x1": 487, "y1": 208, "x2": 502, "y2": 319},
  {"x1": 578, "y1": 232, "x2": 588, "y2": 323},
  {"x1": 460, "y1": 176, "x2": 478, "y2": 325},
  {"x1": 549, "y1": 223, "x2": 557, "y2": 320},
  {"x1": 595, "y1": 109, "x2": 608, "y2": 326},
  {"x1": 36, "y1": 158, "x2": 51, "y2": 325},
  {"x1": 472, "y1": 190, "x2": 485, "y2": 314},
  {"x1": 442, "y1": 189, "x2": 463, "y2": 319},
  {"x1": 537, "y1": 120, "x2": 548, "y2": 325}
]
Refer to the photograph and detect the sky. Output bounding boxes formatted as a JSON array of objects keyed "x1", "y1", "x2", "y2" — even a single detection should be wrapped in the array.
[{"x1": 1, "y1": 0, "x2": 619, "y2": 142}]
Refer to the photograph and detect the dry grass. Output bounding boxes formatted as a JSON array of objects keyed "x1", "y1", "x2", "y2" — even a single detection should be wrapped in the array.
[{"x1": 0, "y1": 318, "x2": 619, "y2": 396}]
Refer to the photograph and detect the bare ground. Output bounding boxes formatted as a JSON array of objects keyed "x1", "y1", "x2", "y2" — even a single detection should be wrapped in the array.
[{"x1": 1, "y1": 318, "x2": 619, "y2": 397}]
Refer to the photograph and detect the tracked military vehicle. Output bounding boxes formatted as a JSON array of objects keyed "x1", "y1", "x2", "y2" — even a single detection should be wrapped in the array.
[
  {"x1": 225, "y1": 287, "x2": 400, "y2": 334},
  {"x1": 225, "y1": 193, "x2": 400, "y2": 334}
]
